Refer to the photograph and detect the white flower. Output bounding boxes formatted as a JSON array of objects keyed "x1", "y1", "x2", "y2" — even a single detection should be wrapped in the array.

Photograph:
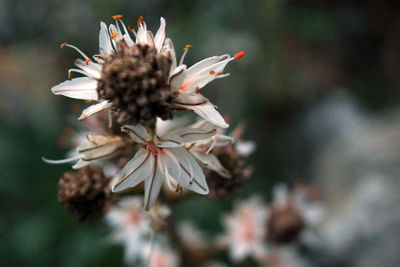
[
  {"x1": 43, "y1": 134, "x2": 124, "y2": 169},
  {"x1": 51, "y1": 15, "x2": 244, "y2": 128},
  {"x1": 105, "y1": 196, "x2": 153, "y2": 263},
  {"x1": 112, "y1": 121, "x2": 217, "y2": 210},
  {"x1": 219, "y1": 197, "x2": 269, "y2": 262},
  {"x1": 51, "y1": 16, "x2": 168, "y2": 120},
  {"x1": 177, "y1": 221, "x2": 207, "y2": 250}
]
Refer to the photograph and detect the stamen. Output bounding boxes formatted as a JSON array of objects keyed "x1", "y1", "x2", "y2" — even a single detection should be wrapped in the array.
[
  {"x1": 60, "y1": 42, "x2": 68, "y2": 49},
  {"x1": 85, "y1": 100, "x2": 93, "y2": 104},
  {"x1": 137, "y1": 16, "x2": 143, "y2": 28},
  {"x1": 61, "y1": 43, "x2": 90, "y2": 59},
  {"x1": 179, "y1": 44, "x2": 192, "y2": 65},
  {"x1": 110, "y1": 32, "x2": 119, "y2": 40},
  {"x1": 217, "y1": 71, "x2": 225, "y2": 75},
  {"x1": 128, "y1": 26, "x2": 135, "y2": 32},
  {"x1": 209, "y1": 70, "x2": 216, "y2": 75},
  {"x1": 68, "y1": 68, "x2": 92, "y2": 80},
  {"x1": 85, "y1": 58, "x2": 91, "y2": 65},
  {"x1": 195, "y1": 87, "x2": 200, "y2": 93},
  {"x1": 112, "y1": 14, "x2": 123, "y2": 20},
  {"x1": 234, "y1": 51, "x2": 245, "y2": 59}
]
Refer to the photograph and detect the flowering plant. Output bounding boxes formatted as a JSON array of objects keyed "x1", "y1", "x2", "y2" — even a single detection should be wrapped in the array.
[{"x1": 45, "y1": 15, "x2": 324, "y2": 266}]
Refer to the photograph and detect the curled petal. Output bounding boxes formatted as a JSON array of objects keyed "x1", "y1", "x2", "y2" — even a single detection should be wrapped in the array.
[
  {"x1": 154, "y1": 17, "x2": 166, "y2": 53},
  {"x1": 99, "y1": 21, "x2": 114, "y2": 55},
  {"x1": 78, "y1": 101, "x2": 112, "y2": 120},
  {"x1": 113, "y1": 149, "x2": 154, "y2": 192},
  {"x1": 51, "y1": 77, "x2": 99, "y2": 100},
  {"x1": 121, "y1": 125, "x2": 152, "y2": 144},
  {"x1": 78, "y1": 135, "x2": 124, "y2": 161},
  {"x1": 153, "y1": 134, "x2": 184, "y2": 148},
  {"x1": 174, "y1": 127, "x2": 217, "y2": 143}
]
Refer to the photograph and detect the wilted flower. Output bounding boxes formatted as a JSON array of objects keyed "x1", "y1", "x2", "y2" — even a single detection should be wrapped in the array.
[
  {"x1": 219, "y1": 197, "x2": 269, "y2": 262},
  {"x1": 112, "y1": 121, "x2": 217, "y2": 210},
  {"x1": 58, "y1": 166, "x2": 115, "y2": 221},
  {"x1": 51, "y1": 15, "x2": 243, "y2": 127}
]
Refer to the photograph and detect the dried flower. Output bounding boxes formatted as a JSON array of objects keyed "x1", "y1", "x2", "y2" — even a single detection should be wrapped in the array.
[{"x1": 58, "y1": 166, "x2": 115, "y2": 221}]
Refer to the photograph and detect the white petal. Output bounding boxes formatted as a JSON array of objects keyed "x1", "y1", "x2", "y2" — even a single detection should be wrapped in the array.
[
  {"x1": 123, "y1": 34, "x2": 135, "y2": 47},
  {"x1": 78, "y1": 101, "x2": 112, "y2": 120},
  {"x1": 172, "y1": 55, "x2": 233, "y2": 93},
  {"x1": 213, "y1": 134, "x2": 235, "y2": 147},
  {"x1": 173, "y1": 93, "x2": 208, "y2": 106},
  {"x1": 174, "y1": 127, "x2": 216, "y2": 143},
  {"x1": 162, "y1": 38, "x2": 177, "y2": 74},
  {"x1": 153, "y1": 134, "x2": 184, "y2": 148},
  {"x1": 78, "y1": 135, "x2": 123, "y2": 161},
  {"x1": 75, "y1": 59, "x2": 102, "y2": 79},
  {"x1": 99, "y1": 21, "x2": 114, "y2": 55},
  {"x1": 72, "y1": 159, "x2": 90, "y2": 169},
  {"x1": 42, "y1": 155, "x2": 81, "y2": 165},
  {"x1": 51, "y1": 77, "x2": 99, "y2": 100},
  {"x1": 144, "y1": 155, "x2": 164, "y2": 210},
  {"x1": 175, "y1": 95, "x2": 229, "y2": 128},
  {"x1": 154, "y1": 17, "x2": 166, "y2": 53},
  {"x1": 121, "y1": 125, "x2": 152, "y2": 144},
  {"x1": 166, "y1": 147, "x2": 209, "y2": 194},
  {"x1": 136, "y1": 22, "x2": 148, "y2": 44},
  {"x1": 191, "y1": 151, "x2": 231, "y2": 178},
  {"x1": 112, "y1": 149, "x2": 154, "y2": 192}
]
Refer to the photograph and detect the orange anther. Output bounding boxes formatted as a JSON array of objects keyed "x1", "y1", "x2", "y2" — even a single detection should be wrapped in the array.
[
  {"x1": 128, "y1": 26, "x2": 135, "y2": 32},
  {"x1": 85, "y1": 58, "x2": 91, "y2": 65},
  {"x1": 112, "y1": 14, "x2": 123, "y2": 20},
  {"x1": 137, "y1": 16, "x2": 143, "y2": 27},
  {"x1": 195, "y1": 87, "x2": 200, "y2": 93},
  {"x1": 110, "y1": 32, "x2": 119, "y2": 40},
  {"x1": 184, "y1": 44, "x2": 192, "y2": 51},
  {"x1": 60, "y1": 42, "x2": 68, "y2": 49},
  {"x1": 209, "y1": 70, "x2": 216, "y2": 75},
  {"x1": 234, "y1": 51, "x2": 245, "y2": 60},
  {"x1": 85, "y1": 100, "x2": 93, "y2": 104}
]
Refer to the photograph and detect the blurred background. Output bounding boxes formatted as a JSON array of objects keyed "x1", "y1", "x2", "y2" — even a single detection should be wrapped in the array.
[{"x1": 1, "y1": 0, "x2": 400, "y2": 266}]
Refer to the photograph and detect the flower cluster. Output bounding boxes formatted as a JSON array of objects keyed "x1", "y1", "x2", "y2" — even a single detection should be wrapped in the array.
[
  {"x1": 46, "y1": 15, "x2": 246, "y2": 211},
  {"x1": 45, "y1": 14, "x2": 325, "y2": 267}
]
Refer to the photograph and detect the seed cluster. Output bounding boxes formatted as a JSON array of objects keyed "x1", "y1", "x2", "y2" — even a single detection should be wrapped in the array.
[
  {"x1": 204, "y1": 144, "x2": 252, "y2": 199},
  {"x1": 97, "y1": 42, "x2": 175, "y2": 126},
  {"x1": 58, "y1": 166, "x2": 116, "y2": 221}
]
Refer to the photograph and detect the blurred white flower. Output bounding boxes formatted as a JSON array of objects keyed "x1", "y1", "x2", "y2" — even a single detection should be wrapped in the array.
[
  {"x1": 219, "y1": 197, "x2": 269, "y2": 262},
  {"x1": 177, "y1": 221, "x2": 207, "y2": 250},
  {"x1": 105, "y1": 197, "x2": 152, "y2": 263},
  {"x1": 148, "y1": 242, "x2": 179, "y2": 267}
]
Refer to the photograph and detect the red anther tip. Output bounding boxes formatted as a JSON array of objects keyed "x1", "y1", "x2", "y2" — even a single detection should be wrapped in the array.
[
  {"x1": 234, "y1": 51, "x2": 245, "y2": 59},
  {"x1": 195, "y1": 87, "x2": 200, "y2": 93},
  {"x1": 110, "y1": 32, "x2": 119, "y2": 40},
  {"x1": 137, "y1": 16, "x2": 143, "y2": 27},
  {"x1": 60, "y1": 42, "x2": 67, "y2": 49},
  {"x1": 85, "y1": 58, "x2": 91, "y2": 65},
  {"x1": 112, "y1": 14, "x2": 123, "y2": 20},
  {"x1": 209, "y1": 70, "x2": 216, "y2": 75}
]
